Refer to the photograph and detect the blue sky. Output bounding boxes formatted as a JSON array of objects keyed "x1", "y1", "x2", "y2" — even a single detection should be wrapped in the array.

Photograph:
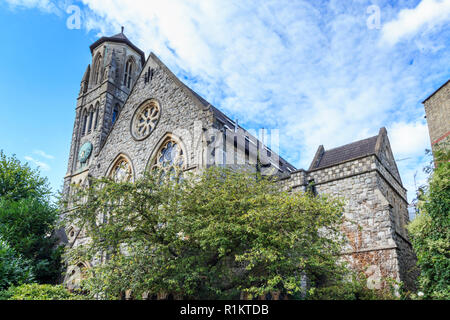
[{"x1": 0, "y1": 0, "x2": 449, "y2": 204}]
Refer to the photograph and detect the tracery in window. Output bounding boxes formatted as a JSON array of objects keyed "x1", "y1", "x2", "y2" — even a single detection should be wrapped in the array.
[
  {"x1": 150, "y1": 137, "x2": 185, "y2": 179},
  {"x1": 131, "y1": 99, "x2": 160, "y2": 140},
  {"x1": 109, "y1": 156, "x2": 133, "y2": 182}
]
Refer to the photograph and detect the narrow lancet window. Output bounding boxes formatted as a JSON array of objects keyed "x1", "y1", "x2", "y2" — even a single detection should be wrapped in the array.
[
  {"x1": 82, "y1": 110, "x2": 88, "y2": 135},
  {"x1": 87, "y1": 107, "x2": 94, "y2": 133},
  {"x1": 123, "y1": 58, "x2": 134, "y2": 89},
  {"x1": 112, "y1": 104, "x2": 119, "y2": 125}
]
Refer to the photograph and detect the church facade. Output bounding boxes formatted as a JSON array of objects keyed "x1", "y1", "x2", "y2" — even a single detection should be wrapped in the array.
[{"x1": 62, "y1": 31, "x2": 417, "y2": 292}]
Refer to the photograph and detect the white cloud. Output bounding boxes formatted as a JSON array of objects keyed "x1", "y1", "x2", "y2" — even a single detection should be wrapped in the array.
[
  {"x1": 388, "y1": 121, "x2": 431, "y2": 202},
  {"x1": 33, "y1": 149, "x2": 55, "y2": 159},
  {"x1": 4, "y1": 0, "x2": 62, "y2": 15},
  {"x1": 24, "y1": 156, "x2": 51, "y2": 171},
  {"x1": 381, "y1": 0, "x2": 450, "y2": 45},
  {"x1": 389, "y1": 121, "x2": 430, "y2": 159},
  {"x1": 5, "y1": 1, "x2": 449, "y2": 204}
]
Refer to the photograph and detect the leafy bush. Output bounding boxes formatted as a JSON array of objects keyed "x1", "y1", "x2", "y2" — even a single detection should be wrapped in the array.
[
  {"x1": 0, "y1": 198, "x2": 62, "y2": 283},
  {"x1": 307, "y1": 272, "x2": 401, "y2": 300},
  {"x1": 4, "y1": 283, "x2": 83, "y2": 300},
  {"x1": 0, "y1": 239, "x2": 34, "y2": 292},
  {"x1": 0, "y1": 150, "x2": 62, "y2": 284},
  {"x1": 408, "y1": 147, "x2": 450, "y2": 300}
]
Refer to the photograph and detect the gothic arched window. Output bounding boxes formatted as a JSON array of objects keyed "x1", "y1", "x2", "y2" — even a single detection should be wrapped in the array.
[
  {"x1": 81, "y1": 109, "x2": 88, "y2": 136},
  {"x1": 94, "y1": 103, "x2": 99, "y2": 129},
  {"x1": 112, "y1": 104, "x2": 120, "y2": 125},
  {"x1": 65, "y1": 262, "x2": 90, "y2": 292},
  {"x1": 150, "y1": 136, "x2": 185, "y2": 178},
  {"x1": 93, "y1": 54, "x2": 103, "y2": 85},
  {"x1": 123, "y1": 58, "x2": 135, "y2": 89},
  {"x1": 87, "y1": 107, "x2": 94, "y2": 133},
  {"x1": 109, "y1": 155, "x2": 133, "y2": 183}
]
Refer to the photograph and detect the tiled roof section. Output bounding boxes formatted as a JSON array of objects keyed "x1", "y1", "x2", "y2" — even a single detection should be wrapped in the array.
[
  {"x1": 89, "y1": 31, "x2": 146, "y2": 65},
  {"x1": 310, "y1": 135, "x2": 378, "y2": 170}
]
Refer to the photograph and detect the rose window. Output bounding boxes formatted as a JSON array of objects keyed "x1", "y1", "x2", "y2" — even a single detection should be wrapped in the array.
[{"x1": 131, "y1": 100, "x2": 160, "y2": 140}]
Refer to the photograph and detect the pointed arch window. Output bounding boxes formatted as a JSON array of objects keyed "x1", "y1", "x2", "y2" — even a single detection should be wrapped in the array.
[
  {"x1": 94, "y1": 104, "x2": 99, "y2": 129},
  {"x1": 156, "y1": 139, "x2": 184, "y2": 168},
  {"x1": 123, "y1": 58, "x2": 135, "y2": 89},
  {"x1": 93, "y1": 54, "x2": 103, "y2": 85},
  {"x1": 150, "y1": 137, "x2": 186, "y2": 179},
  {"x1": 87, "y1": 107, "x2": 94, "y2": 133},
  {"x1": 81, "y1": 109, "x2": 88, "y2": 136},
  {"x1": 65, "y1": 262, "x2": 90, "y2": 292},
  {"x1": 109, "y1": 156, "x2": 133, "y2": 182}
]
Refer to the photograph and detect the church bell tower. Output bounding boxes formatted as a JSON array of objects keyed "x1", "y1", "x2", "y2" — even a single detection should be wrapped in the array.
[{"x1": 64, "y1": 28, "x2": 145, "y2": 193}]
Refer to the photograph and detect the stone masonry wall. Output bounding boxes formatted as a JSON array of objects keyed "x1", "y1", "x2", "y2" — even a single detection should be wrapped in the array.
[
  {"x1": 281, "y1": 154, "x2": 416, "y2": 290},
  {"x1": 63, "y1": 36, "x2": 418, "y2": 293},
  {"x1": 88, "y1": 54, "x2": 214, "y2": 181},
  {"x1": 424, "y1": 80, "x2": 450, "y2": 150}
]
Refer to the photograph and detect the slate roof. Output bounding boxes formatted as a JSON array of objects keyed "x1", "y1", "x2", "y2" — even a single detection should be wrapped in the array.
[
  {"x1": 89, "y1": 31, "x2": 146, "y2": 65},
  {"x1": 187, "y1": 87, "x2": 238, "y2": 129},
  {"x1": 309, "y1": 135, "x2": 378, "y2": 170},
  {"x1": 184, "y1": 85, "x2": 297, "y2": 172}
]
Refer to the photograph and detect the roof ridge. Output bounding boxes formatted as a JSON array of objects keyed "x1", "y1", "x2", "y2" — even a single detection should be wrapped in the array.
[
  {"x1": 311, "y1": 133, "x2": 379, "y2": 170},
  {"x1": 323, "y1": 134, "x2": 378, "y2": 152}
]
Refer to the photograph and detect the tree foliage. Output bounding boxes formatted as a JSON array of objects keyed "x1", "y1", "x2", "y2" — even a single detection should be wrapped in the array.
[
  {"x1": 2, "y1": 283, "x2": 83, "y2": 300},
  {"x1": 0, "y1": 150, "x2": 62, "y2": 284},
  {"x1": 307, "y1": 271, "x2": 400, "y2": 300},
  {"x1": 0, "y1": 198, "x2": 62, "y2": 283},
  {"x1": 408, "y1": 147, "x2": 450, "y2": 299},
  {"x1": 0, "y1": 239, "x2": 34, "y2": 292},
  {"x1": 0, "y1": 150, "x2": 51, "y2": 202},
  {"x1": 63, "y1": 166, "x2": 359, "y2": 300}
]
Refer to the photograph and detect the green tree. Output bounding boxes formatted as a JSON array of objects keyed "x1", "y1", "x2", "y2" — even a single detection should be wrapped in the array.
[
  {"x1": 408, "y1": 147, "x2": 450, "y2": 299},
  {"x1": 64, "y1": 167, "x2": 360, "y2": 300},
  {"x1": 0, "y1": 150, "x2": 51, "y2": 202},
  {"x1": 0, "y1": 151, "x2": 62, "y2": 284},
  {"x1": 0, "y1": 239, "x2": 34, "y2": 292}
]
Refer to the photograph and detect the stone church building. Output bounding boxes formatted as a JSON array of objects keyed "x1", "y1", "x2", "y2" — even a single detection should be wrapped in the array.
[{"x1": 62, "y1": 30, "x2": 417, "y2": 293}]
